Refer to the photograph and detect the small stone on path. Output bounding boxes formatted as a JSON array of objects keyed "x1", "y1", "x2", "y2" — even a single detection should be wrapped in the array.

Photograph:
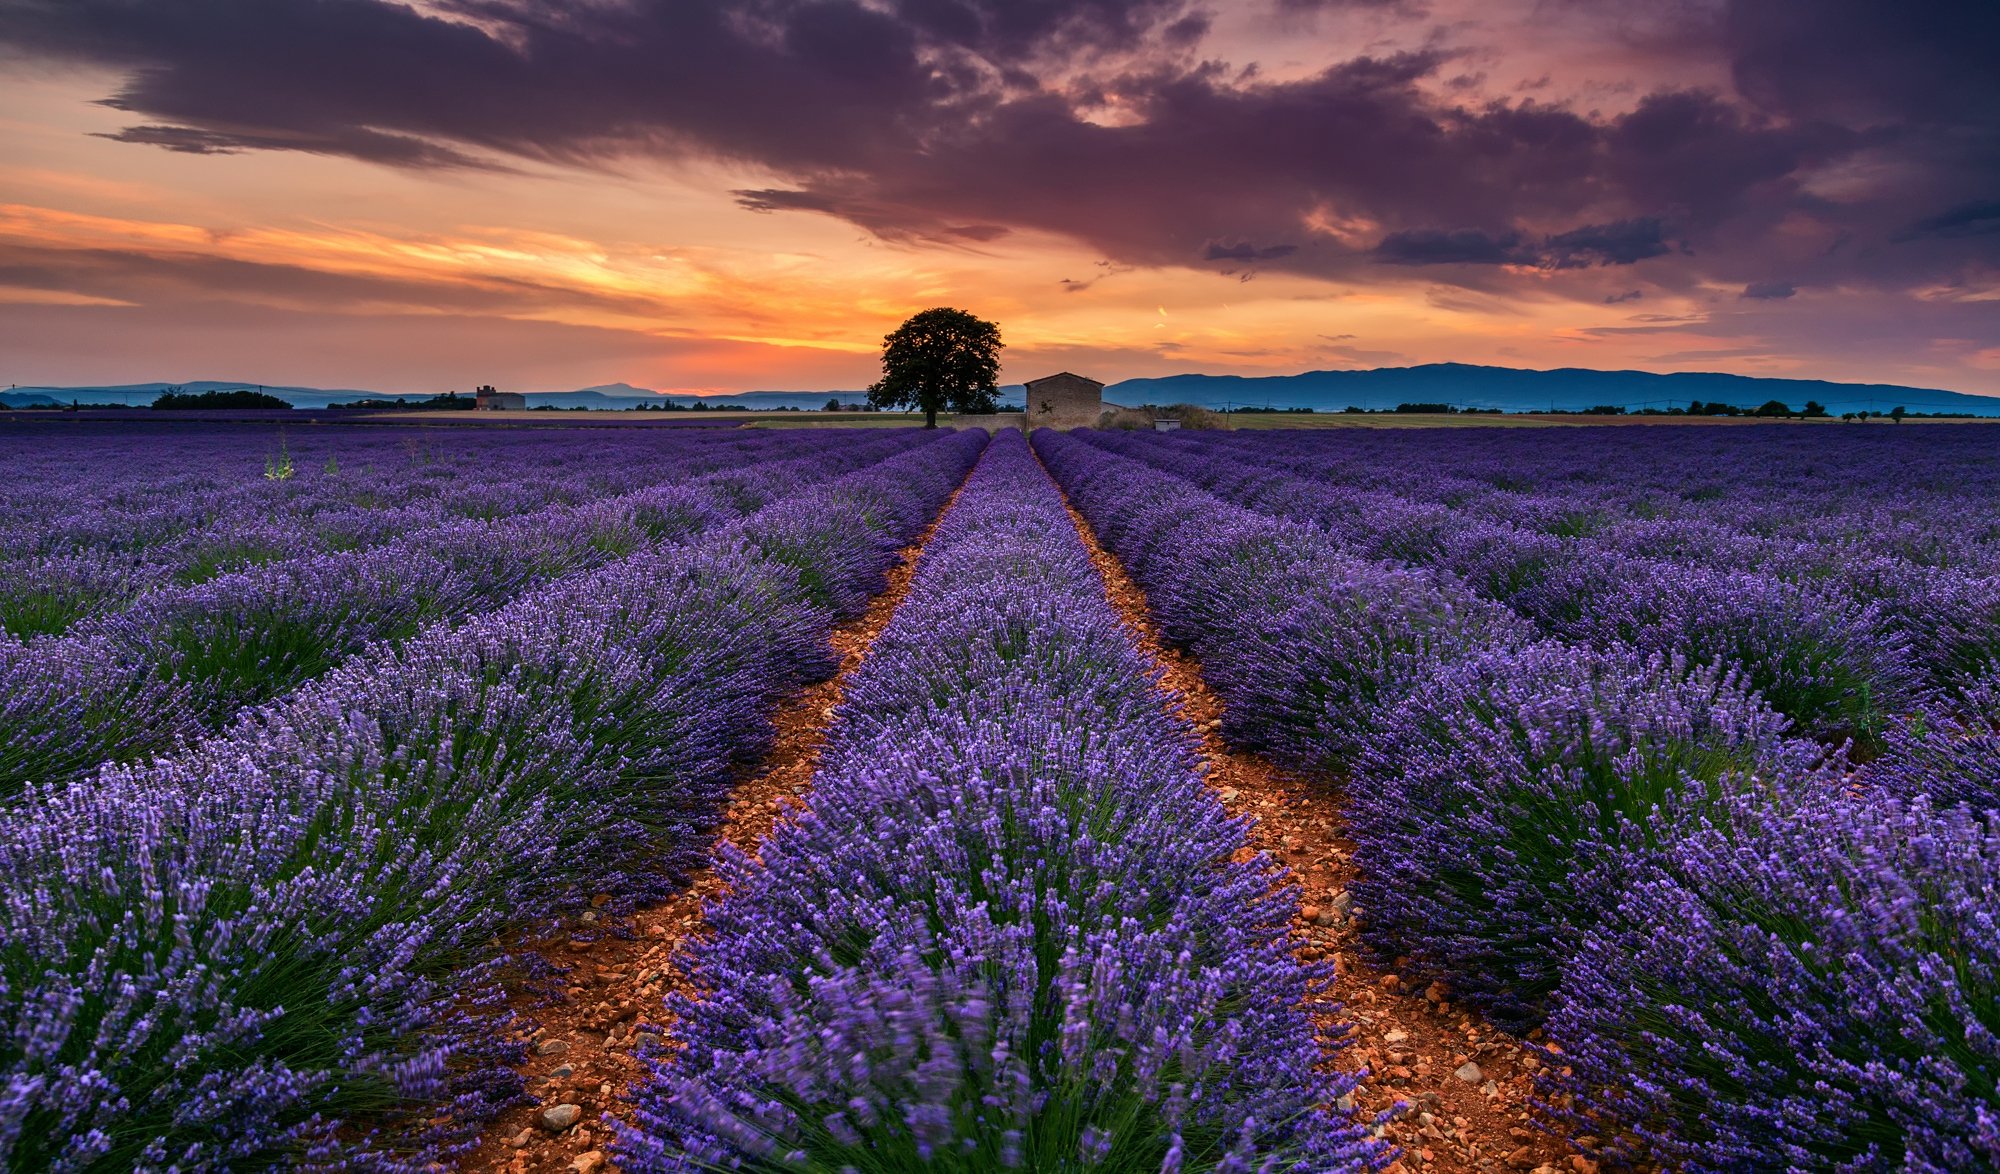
[{"x1": 540, "y1": 1103, "x2": 583, "y2": 1132}]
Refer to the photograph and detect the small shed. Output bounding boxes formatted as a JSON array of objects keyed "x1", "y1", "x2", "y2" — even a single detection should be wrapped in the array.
[
  {"x1": 1153, "y1": 418, "x2": 1182, "y2": 432},
  {"x1": 1022, "y1": 372, "x2": 1105, "y2": 429},
  {"x1": 474, "y1": 384, "x2": 526, "y2": 412}
]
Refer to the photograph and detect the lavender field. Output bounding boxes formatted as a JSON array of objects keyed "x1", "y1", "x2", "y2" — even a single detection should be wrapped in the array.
[{"x1": 3, "y1": 420, "x2": 1996, "y2": 1173}]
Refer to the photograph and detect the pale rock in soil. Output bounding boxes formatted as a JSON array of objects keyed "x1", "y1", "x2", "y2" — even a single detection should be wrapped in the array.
[{"x1": 541, "y1": 1103, "x2": 583, "y2": 1132}]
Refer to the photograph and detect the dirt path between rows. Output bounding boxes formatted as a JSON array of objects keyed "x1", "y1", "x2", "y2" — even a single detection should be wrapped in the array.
[
  {"x1": 459, "y1": 471, "x2": 972, "y2": 1174},
  {"x1": 1041, "y1": 456, "x2": 1578, "y2": 1174}
]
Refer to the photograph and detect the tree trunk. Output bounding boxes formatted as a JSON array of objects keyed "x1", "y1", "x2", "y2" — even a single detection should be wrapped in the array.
[{"x1": 924, "y1": 405, "x2": 938, "y2": 429}]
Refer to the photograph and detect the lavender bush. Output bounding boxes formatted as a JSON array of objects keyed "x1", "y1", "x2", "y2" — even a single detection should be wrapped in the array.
[
  {"x1": 1545, "y1": 787, "x2": 2000, "y2": 1171},
  {"x1": 0, "y1": 431, "x2": 931, "y2": 793},
  {"x1": 1034, "y1": 428, "x2": 1525, "y2": 772},
  {"x1": 1866, "y1": 673, "x2": 2000, "y2": 811},
  {"x1": 1561, "y1": 559, "x2": 1918, "y2": 748},
  {"x1": 1346, "y1": 641, "x2": 1825, "y2": 1026},
  {"x1": 0, "y1": 431, "x2": 986, "y2": 1170},
  {"x1": 1075, "y1": 429, "x2": 1923, "y2": 749},
  {"x1": 624, "y1": 432, "x2": 1384, "y2": 1173}
]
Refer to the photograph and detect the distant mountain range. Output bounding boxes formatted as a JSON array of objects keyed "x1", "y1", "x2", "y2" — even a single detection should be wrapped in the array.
[
  {"x1": 0, "y1": 381, "x2": 862, "y2": 412},
  {"x1": 5, "y1": 365, "x2": 1996, "y2": 416},
  {"x1": 1104, "y1": 364, "x2": 2000, "y2": 415}
]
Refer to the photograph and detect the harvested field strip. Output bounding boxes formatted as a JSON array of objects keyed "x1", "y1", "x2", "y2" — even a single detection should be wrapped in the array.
[
  {"x1": 460, "y1": 448, "x2": 978, "y2": 1174},
  {"x1": 1047, "y1": 447, "x2": 1570, "y2": 1174}
]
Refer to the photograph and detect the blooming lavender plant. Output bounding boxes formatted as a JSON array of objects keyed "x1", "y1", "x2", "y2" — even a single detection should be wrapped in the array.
[
  {"x1": 1034, "y1": 428, "x2": 1525, "y2": 773},
  {"x1": 1560, "y1": 558, "x2": 1919, "y2": 748},
  {"x1": 1866, "y1": 672, "x2": 2000, "y2": 811},
  {"x1": 0, "y1": 431, "x2": 935, "y2": 794},
  {"x1": 0, "y1": 424, "x2": 830, "y2": 631},
  {"x1": 1545, "y1": 786, "x2": 2000, "y2": 1171},
  {"x1": 623, "y1": 432, "x2": 1384, "y2": 1173},
  {"x1": 1345, "y1": 641, "x2": 1826, "y2": 1026},
  {"x1": 1073, "y1": 429, "x2": 1924, "y2": 749},
  {"x1": 0, "y1": 430, "x2": 987, "y2": 1170}
]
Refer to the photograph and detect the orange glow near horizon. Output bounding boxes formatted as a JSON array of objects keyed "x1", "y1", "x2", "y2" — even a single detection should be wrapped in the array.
[{"x1": 0, "y1": 53, "x2": 1994, "y2": 397}]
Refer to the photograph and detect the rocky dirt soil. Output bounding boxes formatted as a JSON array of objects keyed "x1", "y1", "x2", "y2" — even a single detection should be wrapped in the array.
[
  {"x1": 454, "y1": 476, "x2": 969, "y2": 1174},
  {"x1": 1052, "y1": 463, "x2": 1581, "y2": 1174}
]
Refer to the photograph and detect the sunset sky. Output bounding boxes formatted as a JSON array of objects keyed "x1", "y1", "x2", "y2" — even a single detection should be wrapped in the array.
[{"x1": 0, "y1": 0, "x2": 1995, "y2": 395}]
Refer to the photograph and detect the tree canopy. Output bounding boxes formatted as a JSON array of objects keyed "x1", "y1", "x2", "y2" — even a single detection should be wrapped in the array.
[
  {"x1": 152, "y1": 388, "x2": 291, "y2": 410},
  {"x1": 866, "y1": 307, "x2": 1002, "y2": 428}
]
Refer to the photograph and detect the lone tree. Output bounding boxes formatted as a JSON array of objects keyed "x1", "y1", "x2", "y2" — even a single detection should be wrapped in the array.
[{"x1": 867, "y1": 307, "x2": 1002, "y2": 428}]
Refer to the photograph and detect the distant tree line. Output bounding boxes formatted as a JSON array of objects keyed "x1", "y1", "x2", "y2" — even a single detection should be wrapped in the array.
[
  {"x1": 328, "y1": 390, "x2": 474, "y2": 410},
  {"x1": 152, "y1": 389, "x2": 291, "y2": 410}
]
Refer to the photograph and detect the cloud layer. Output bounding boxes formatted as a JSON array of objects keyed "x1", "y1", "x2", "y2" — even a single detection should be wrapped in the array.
[
  {"x1": 4, "y1": 2, "x2": 1994, "y2": 281},
  {"x1": 0, "y1": 0, "x2": 1994, "y2": 389}
]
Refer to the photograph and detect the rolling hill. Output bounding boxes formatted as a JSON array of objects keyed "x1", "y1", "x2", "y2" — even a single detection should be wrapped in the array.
[
  {"x1": 1103, "y1": 364, "x2": 2000, "y2": 415},
  {"x1": 7, "y1": 364, "x2": 1995, "y2": 416}
]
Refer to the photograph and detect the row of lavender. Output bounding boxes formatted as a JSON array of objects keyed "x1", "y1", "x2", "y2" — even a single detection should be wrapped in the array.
[
  {"x1": 1035, "y1": 429, "x2": 1998, "y2": 1172},
  {"x1": 0, "y1": 428, "x2": 988, "y2": 1171},
  {"x1": 1081, "y1": 428, "x2": 2000, "y2": 759},
  {"x1": 1082, "y1": 428, "x2": 2000, "y2": 807},
  {"x1": 621, "y1": 430, "x2": 1386, "y2": 1171},
  {"x1": 0, "y1": 426, "x2": 805, "y2": 637},
  {"x1": 1196, "y1": 425, "x2": 2000, "y2": 572},
  {"x1": 0, "y1": 422, "x2": 690, "y2": 540},
  {"x1": 0, "y1": 429, "x2": 932, "y2": 793},
  {"x1": 1194, "y1": 425, "x2": 2000, "y2": 649}
]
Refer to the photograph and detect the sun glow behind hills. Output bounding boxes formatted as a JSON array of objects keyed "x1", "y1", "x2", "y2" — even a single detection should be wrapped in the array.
[{"x1": 0, "y1": 2, "x2": 1994, "y2": 394}]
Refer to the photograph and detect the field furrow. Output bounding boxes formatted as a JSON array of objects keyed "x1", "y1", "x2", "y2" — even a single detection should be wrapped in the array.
[
  {"x1": 1049, "y1": 461, "x2": 1569, "y2": 1174},
  {"x1": 451, "y1": 435, "x2": 977, "y2": 1174},
  {"x1": 0, "y1": 430, "x2": 987, "y2": 1171},
  {"x1": 621, "y1": 430, "x2": 1384, "y2": 1171}
]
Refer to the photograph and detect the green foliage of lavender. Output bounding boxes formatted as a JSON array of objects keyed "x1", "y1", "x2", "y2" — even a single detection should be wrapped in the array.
[
  {"x1": 0, "y1": 430, "x2": 987, "y2": 1169},
  {"x1": 1546, "y1": 787, "x2": 2000, "y2": 1171},
  {"x1": 1346, "y1": 642, "x2": 1828, "y2": 1026},
  {"x1": 624, "y1": 432, "x2": 1384, "y2": 1173}
]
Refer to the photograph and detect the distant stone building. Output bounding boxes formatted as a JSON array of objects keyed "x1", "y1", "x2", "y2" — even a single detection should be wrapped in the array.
[
  {"x1": 474, "y1": 384, "x2": 526, "y2": 411},
  {"x1": 1022, "y1": 372, "x2": 1105, "y2": 429}
]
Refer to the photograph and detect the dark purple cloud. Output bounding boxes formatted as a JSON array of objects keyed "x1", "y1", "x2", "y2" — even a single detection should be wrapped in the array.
[
  {"x1": 1375, "y1": 228, "x2": 1523, "y2": 266},
  {"x1": 0, "y1": 0, "x2": 1995, "y2": 303},
  {"x1": 1741, "y1": 280, "x2": 1797, "y2": 300},
  {"x1": 1374, "y1": 219, "x2": 1674, "y2": 268},
  {"x1": 1203, "y1": 241, "x2": 1299, "y2": 261}
]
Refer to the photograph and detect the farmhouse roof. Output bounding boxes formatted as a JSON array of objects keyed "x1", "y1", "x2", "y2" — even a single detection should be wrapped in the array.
[{"x1": 1023, "y1": 371, "x2": 1104, "y2": 388}]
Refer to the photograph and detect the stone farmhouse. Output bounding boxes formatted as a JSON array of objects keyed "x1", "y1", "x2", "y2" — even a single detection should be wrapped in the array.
[
  {"x1": 1022, "y1": 372, "x2": 1105, "y2": 428},
  {"x1": 474, "y1": 384, "x2": 527, "y2": 411}
]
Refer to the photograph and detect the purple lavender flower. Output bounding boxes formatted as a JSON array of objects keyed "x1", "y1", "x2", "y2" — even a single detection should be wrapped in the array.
[
  {"x1": 624, "y1": 432, "x2": 1383, "y2": 1173},
  {"x1": 0, "y1": 430, "x2": 987, "y2": 1169},
  {"x1": 1545, "y1": 786, "x2": 2000, "y2": 1171},
  {"x1": 1346, "y1": 640, "x2": 1827, "y2": 1026}
]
